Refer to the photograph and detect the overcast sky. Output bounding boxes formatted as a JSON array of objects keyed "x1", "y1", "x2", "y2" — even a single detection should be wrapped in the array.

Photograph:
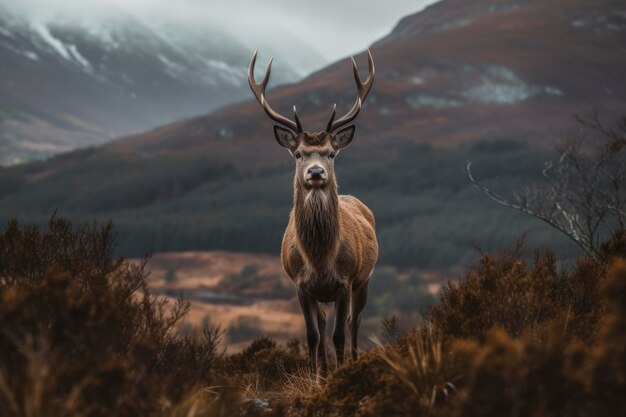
[
  {"x1": 221, "y1": 0, "x2": 440, "y2": 60},
  {"x1": 2, "y1": 0, "x2": 440, "y2": 63}
]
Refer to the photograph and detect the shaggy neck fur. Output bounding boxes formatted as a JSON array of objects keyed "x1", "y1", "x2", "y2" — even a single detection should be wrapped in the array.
[{"x1": 294, "y1": 178, "x2": 340, "y2": 272}]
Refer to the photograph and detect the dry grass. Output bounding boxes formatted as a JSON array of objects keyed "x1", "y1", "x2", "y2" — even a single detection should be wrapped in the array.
[
  {"x1": 273, "y1": 231, "x2": 626, "y2": 417},
  {"x1": 2, "y1": 215, "x2": 625, "y2": 417},
  {"x1": 377, "y1": 326, "x2": 456, "y2": 410},
  {"x1": 238, "y1": 367, "x2": 322, "y2": 407}
]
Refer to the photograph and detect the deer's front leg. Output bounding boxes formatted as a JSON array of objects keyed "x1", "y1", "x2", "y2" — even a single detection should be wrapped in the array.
[
  {"x1": 333, "y1": 287, "x2": 351, "y2": 365},
  {"x1": 298, "y1": 289, "x2": 320, "y2": 375},
  {"x1": 317, "y1": 305, "x2": 328, "y2": 374}
]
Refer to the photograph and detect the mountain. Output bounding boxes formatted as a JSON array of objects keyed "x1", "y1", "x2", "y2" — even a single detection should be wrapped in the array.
[
  {"x1": 0, "y1": 4, "x2": 320, "y2": 165},
  {"x1": 1, "y1": 0, "x2": 625, "y2": 268}
]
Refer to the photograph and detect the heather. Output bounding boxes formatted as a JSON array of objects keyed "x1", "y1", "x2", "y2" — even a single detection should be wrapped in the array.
[{"x1": 1, "y1": 216, "x2": 624, "y2": 416}]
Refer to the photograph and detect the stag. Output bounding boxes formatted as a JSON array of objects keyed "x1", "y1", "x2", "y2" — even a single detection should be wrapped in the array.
[{"x1": 248, "y1": 50, "x2": 378, "y2": 374}]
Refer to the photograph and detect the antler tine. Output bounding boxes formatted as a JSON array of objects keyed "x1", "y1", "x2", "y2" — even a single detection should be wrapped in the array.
[
  {"x1": 248, "y1": 51, "x2": 301, "y2": 133},
  {"x1": 247, "y1": 50, "x2": 263, "y2": 102},
  {"x1": 326, "y1": 50, "x2": 375, "y2": 133},
  {"x1": 354, "y1": 49, "x2": 375, "y2": 101},
  {"x1": 294, "y1": 106, "x2": 303, "y2": 132},
  {"x1": 325, "y1": 104, "x2": 337, "y2": 133}
]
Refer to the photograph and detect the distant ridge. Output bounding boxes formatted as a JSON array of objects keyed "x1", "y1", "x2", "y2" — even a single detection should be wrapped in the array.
[{"x1": 1, "y1": 0, "x2": 624, "y2": 267}]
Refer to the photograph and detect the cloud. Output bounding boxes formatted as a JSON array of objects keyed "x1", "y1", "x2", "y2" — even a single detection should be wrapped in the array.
[{"x1": 0, "y1": 0, "x2": 439, "y2": 67}]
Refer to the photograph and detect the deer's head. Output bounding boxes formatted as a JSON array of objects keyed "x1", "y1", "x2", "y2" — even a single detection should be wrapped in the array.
[{"x1": 248, "y1": 51, "x2": 375, "y2": 189}]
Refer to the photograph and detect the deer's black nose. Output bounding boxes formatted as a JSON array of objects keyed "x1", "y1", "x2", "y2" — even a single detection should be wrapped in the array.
[{"x1": 307, "y1": 166, "x2": 325, "y2": 179}]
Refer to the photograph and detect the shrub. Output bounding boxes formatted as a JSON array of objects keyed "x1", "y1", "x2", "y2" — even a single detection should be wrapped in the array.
[
  {"x1": 428, "y1": 248, "x2": 563, "y2": 340},
  {"x1": 579, "y1": 258, "x2": 626, "y2": 416},
  {"x1": 2, "y1": 215, "x2": 624, "y2": 417},
  {"x1": 282, "y1": 231, "x2": 626, "y2": 417},
  {"x1": 228, "y1": 337, "x2": 307, "y2": 392},
  {"x1": 0, "y1": 216, "x2": 236, "y2": 417},
  {"x1": 446, "y1": 258, "x2": 626, "y2": 417},
  {"x1": 299, "y1": 349, "x2": 402, "y2": 417},
  {"x1": 381, "y1": 315, "x2": 401, "y2": 343},
  {"x1": 227, "y1": 315, "x2": 263, "y2": 344},
  {"x1": 427, "y1": 231, "x2": 626, "y2": 342}
]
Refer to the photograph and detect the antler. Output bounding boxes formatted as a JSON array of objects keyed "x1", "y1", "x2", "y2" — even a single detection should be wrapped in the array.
[
  {"x1": 248, "y1": 50, "x2": 302, "y2": 133},
  {"x1": 325, "y1": 50, "x2": 375, "y2": 133}
]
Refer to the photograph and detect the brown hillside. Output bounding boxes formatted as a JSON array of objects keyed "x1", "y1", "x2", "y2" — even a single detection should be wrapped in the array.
[
  {"x1": 105, "y1": 0, "x2": 626, "y2": 169},
  {"x1": 1, "y1": 0, "x2": 624, "y2": 265}
]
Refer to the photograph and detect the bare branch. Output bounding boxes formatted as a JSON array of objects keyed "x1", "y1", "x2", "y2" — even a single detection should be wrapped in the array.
[{"x1": 466, "y1": 113, "x2": 626, "y2": 261}]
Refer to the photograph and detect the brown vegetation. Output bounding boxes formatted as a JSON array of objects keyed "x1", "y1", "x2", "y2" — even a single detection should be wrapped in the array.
[
  {"x1": 1, "y1": 216, "x2": 624, "y2": 416},
  {"x1": 0, "y1": 216, "x2": 236, "y2": 417},
  {"x1": 275, "y1": 232, "x2": 626, "y2": 417}
]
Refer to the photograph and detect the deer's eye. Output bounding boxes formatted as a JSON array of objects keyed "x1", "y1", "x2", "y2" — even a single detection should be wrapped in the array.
[
  {"x1": 329, "y1": 152, "x2": 336, "y2": 159},
  {"x1": 294, "y1": 151, "x2": 301, "y2": 159}
]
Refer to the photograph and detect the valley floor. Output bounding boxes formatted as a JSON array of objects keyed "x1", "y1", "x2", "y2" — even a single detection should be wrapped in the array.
[{"x1": 140, "y1": 250, "x2": 448, "y2": 351}]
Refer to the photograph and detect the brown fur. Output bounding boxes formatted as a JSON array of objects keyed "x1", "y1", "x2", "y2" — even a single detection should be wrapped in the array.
[
  {"x1": 248, "y1": 50, "x2": 378, "y2": 374},
  {"x1": 280, "y1": 133, "x2": 378, "y2": 373}
]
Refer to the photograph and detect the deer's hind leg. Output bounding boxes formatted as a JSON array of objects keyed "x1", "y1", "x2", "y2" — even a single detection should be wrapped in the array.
[{"x1": 350, "y1": 283, "x2": 368, "y2": 360}]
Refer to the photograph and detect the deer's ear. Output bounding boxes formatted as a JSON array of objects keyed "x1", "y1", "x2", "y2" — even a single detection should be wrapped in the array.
[
  {"x1": 331, "y1": 125, "x2": 356, "y2": 150},
  {"x1": 273, "y1": 125, "x2": 298, "y2": 151}
]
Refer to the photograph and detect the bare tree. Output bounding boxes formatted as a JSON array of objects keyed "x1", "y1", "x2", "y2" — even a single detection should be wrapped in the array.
[{"x1": 467, "y1": 113, "x2": 626, "y2": 261}]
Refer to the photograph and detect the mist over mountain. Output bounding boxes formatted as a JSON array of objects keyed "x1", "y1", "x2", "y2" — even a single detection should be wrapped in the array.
[
  {"x1": 1, "y1": 0, "x2": 625, "y2": 268},
  {"x1": 0, "y1": 2, "x2": 325, "y2": 165}
]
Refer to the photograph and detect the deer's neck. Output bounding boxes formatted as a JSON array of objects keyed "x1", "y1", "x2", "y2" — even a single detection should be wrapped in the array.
[{"x1": 294, "y1": 180, "x2": 340, "y2": 271}]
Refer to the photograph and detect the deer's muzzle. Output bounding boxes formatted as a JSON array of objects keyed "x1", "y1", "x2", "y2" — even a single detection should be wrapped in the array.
[{"x1": 305, "y1": 166, "x2": 327, "y2": 185}]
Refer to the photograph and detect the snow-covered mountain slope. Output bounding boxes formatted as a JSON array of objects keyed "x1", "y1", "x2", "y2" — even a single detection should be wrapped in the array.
[{"x1": 0, "y1": 5, "x2": 320, "y2": 165}]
